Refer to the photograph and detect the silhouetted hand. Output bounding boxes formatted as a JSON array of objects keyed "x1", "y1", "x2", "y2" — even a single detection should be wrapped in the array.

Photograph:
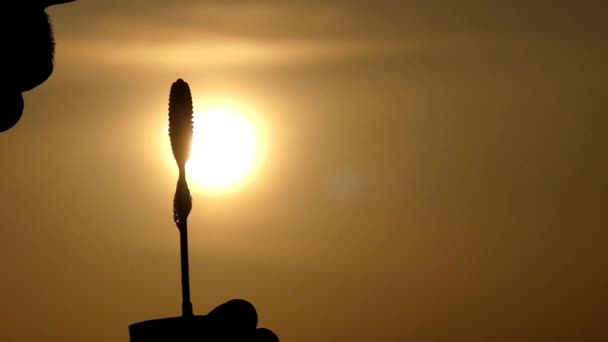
[
  {"x1": 205, "y1": 299, "x2": 279, "y2": 342},
  {"x1": 0, "y1": 0, "x2": 76, "y2": 132},
  {"x1": 129, "y1": 299, "x2": 279, "y2": 342}
]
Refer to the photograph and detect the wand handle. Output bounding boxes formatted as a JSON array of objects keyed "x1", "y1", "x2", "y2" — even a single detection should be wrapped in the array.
[
  {"x1": 174, "y1": 169, "x2": 193, "y2": 317},
  {"x1": 179, "y1": 221, "x2": 193, "y2": 317}
]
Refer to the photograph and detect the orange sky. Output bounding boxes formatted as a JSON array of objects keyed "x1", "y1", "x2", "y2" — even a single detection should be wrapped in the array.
[{"x1": 0, "y1": 1, "x2": 606, "y2": 341}]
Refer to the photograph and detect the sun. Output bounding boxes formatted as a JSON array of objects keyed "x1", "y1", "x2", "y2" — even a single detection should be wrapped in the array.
[{"x1": 186, "y1": 104, "x2": 259, "y2": 192}]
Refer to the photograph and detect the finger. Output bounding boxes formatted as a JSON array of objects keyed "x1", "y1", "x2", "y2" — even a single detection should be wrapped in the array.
[
  {"x1": 254, "y1": 328, "x2": 280, "y2": 342},
  {"x1": 207, "y1": 299, "x2": 258, "y2": 332}
]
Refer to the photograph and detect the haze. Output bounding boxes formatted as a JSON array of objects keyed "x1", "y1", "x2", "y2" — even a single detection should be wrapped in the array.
[{"x1": 0, "y1": 1, "x2": 606, "y2": 341}]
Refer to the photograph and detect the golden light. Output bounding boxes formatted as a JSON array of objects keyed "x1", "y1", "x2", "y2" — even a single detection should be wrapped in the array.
[{"x1": 185, "y1": 103, "x2": 260, "y2": 192}]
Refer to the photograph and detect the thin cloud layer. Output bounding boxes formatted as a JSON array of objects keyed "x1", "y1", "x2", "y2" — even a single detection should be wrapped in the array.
[{"x1": 52, "y1": 1, "x2": 604, "y2": 70}]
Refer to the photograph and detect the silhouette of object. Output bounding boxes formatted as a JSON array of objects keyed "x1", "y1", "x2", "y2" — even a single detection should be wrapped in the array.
[
  {"x1": 168, "y1": 78, "x2": 195, "y2": 317},
  {"x1": 129, "y1": 81, "x2": 280, "y2": 341},
  {"x1": 0, "y1": 0, "x2": 76, "y2": 132},
  {"x1": 129, "y1": 299, "x2": 279, "y2": 342}
]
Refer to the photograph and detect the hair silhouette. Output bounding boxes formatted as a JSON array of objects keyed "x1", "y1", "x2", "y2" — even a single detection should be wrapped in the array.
[{"x1": 0, "y1": 0, "x2": 75, "y2": 132}]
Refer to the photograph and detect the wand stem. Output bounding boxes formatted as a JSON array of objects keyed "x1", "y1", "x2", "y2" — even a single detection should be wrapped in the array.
[{"x1": 179, "y1": 220, "x2": 193, "y2": 317}]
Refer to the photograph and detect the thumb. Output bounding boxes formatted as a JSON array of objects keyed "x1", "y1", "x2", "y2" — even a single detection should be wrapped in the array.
[{"x1": 207, "y1": 299, "x2": 258, "y2": 332}]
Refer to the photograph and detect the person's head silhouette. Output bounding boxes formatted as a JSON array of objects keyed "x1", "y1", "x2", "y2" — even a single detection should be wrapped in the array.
[{"x1": 0, "y1": 0, "x2": 76, "y2": 132}]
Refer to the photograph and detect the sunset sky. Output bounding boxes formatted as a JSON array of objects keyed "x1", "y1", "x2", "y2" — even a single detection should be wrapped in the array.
[{"x1": 0, "y1": 1, "x2": 606, "y2": 341}]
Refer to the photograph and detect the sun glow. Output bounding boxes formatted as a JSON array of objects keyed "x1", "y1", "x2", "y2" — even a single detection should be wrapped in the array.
[{"x1": 185, "y1": 103, "x2": 260, "y2": 192}]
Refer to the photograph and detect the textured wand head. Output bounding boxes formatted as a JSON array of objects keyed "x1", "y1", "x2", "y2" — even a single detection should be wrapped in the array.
[
  {"x1": 168, "y1": 78, "x2": 193, "y2": 168},
  {"x1": 168, "y1": 79, "x2": 193, "y2": 227}
]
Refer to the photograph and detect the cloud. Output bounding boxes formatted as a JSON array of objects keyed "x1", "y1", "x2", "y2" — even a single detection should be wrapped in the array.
[
  {"x1": 55, "y1": 1, "x2": 604, "y2": 40},
  {"x1": 59, "y1": 36, "x2": 410, "y2": 71},
  {"x1": 51, "y1": 1, "x2": 604, "y2": 71}
]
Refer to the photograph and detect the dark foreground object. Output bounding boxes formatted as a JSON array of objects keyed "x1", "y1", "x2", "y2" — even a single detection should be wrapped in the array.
[
  {"x1": 0, "y1": 0, "x2": 76, "y2": 132},
  {"x1": 129, "y1": 299, "x2": 279, "y2": 342}
]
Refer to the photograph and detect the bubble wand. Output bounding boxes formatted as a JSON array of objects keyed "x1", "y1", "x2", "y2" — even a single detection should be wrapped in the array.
[{"x1": 168, "y1": 79, "x2": 194, "y2": 317}]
